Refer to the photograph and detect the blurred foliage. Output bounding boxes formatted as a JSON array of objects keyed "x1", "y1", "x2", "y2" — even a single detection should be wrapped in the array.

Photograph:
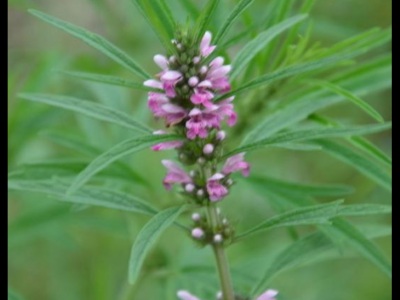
[{"x1": 8, "y1": 0, "x2": 391, "y2": 299}]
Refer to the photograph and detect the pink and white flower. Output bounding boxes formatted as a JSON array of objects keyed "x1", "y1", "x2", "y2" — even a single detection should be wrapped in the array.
[
  {"x1": 222, "y1": 153, "x2": 250, "y2": 177},
  {"x1": 186, "y1": 108, "x2": 209, "y2": 139},
  {"x1": 162, "y1": 160, "x2": 192, "y2": 190},
  {"x1": 200, "y1": 31, "x2": 216, "y2": 58},
  {"x1": 177, "y1": 290, "x2": 200, "y2": 300},
  {"x1": 151, "y1": 131, "x2": 183, "y2": 151},
  {"x1": 207, "y1": 173, "x2": 229, "y2": 202},
  {"x1": 160, "y1": 70, "x2": 183, "y2": 98},
  {"x1": 256, "y1": 289, "x2": 278, "y2": 300}
]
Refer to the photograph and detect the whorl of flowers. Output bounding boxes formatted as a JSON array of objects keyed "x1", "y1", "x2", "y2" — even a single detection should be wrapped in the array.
[{"x1": 144, "y1": 30, "x2": 249, "y2": 206}]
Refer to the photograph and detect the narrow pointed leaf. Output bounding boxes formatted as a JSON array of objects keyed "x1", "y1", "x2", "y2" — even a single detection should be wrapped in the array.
[
  {"x1": 313, "y1": 140, "x2": 392, "y2": 191},
  {"x1": 195, "y1": 0, "x2": 221, "y2": 42},
  {"x1": 18, "y1": 93, "x2": 152, "y2": 134},
  {"x1": 68, "y1": 134, "x2": 182, "y2": 194},
  {"x1": 8, "y1": 179, "x2": 158, "y2": 215},
  {"x1": 128, "y1": 205, "x2": 185, "y2": 284},
  {"x1": 337, "y1": 204, "x2": 391, "y2": 216},
  {"x1": 231, "y1": 14, "x2": 307, "y2": 79},
  {"x1": 225, "y1": 122, "x2": 391, "y2": 157},
  {"x1": 60, "y1": 71, "x2": 153, "y2": 91},
  {"x1": 29, "y1": 9, "x2": 151, "y2": 79},
  {"x1": 214, "y1": 0, "x2": 256, "y2": 44},
  {"x1": 237, "y1": 201, "x2": 343, "y2": 240},
  {"x1": 308, "y1": 80, "x2": 384, "y2": 122}
]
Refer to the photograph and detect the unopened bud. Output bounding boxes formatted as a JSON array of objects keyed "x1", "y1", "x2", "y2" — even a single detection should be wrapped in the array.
[
  {"x1": 197, "y1": 157, "x2": 206, "y2": 165},
  {"x1": 191, "y1": 213, "x2": 201, "y2": 222},
  {"x1": 214, "y1": 234, "x2": 223, "y2": 243},
  {"x1": 216, "y1": 130, "x2": 226, "y2": 141},
  {"x1": 188, "y1": 76, "x2": 199, "y2": 87},
  {"x1": 197, "y1": 189, "x2": 204, "y2": 197},
  {"x1": 200, "y1": 66, "x2": 208, "y2": 74},
  {"x1": 191, "y1": 227, "x2": 204, "y2": 239},
  {"x1": 189, "y1": 170, "x2": 196, "y2": 177},
  {"x1": 185, "y1": 183, "x2": 195, "y2": 193},
  {"x1": 226, "y1": 179, "x2": 234, "y2": 186},
  {"x1": 169, "y1": 55, "x2": 176, "y2": 63},
  {"x1": 203, "y1": 144, "x2": 214, "y2": 155},
  {"x1": 193, "y1": 56, "x2": 201, "y2": 64}
]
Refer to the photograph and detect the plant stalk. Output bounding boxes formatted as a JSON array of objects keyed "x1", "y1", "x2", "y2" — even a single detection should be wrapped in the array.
[{"x1": 208, "y1": 205, "x2": 235, "y2": 300}]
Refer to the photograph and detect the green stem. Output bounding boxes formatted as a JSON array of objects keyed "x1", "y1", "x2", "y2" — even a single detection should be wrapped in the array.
[{"x1": 208, "y1": 205, "x2": 235, "y2": 300}]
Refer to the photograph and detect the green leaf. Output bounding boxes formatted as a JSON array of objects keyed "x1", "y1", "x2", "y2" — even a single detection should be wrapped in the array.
[
  {"x1": 313, "y1": 140, "x2": 392, "y2": 191},
  {"x1": 68, "y1": 134, "x2": 182, "y2": 194},
  {"x1": 330, "y1": 219, "x2": 391, "y2": 277},
  {"x1": 195, "y1": 0, "x2": 221, "y2": 42},
  {"x1": 213, "y1": 0, "x2": 256, "y2": 44},
  {"x1": 28, "y1": 9, "x2": 151, "y2": 79},
  {"x1": 307, "y1": 80, "x2": 384, "y2": 123},
  {"x1": 337, "y1": 204, "x2": 392, "y2": 216},
  {"x1": 128, "y1": 205, "x2": 185, "y2": 284},
  {"x1": 8, "y1": 179, "x2": 158, "y2": 215},
  {"x1": 18, "y1": 93, "x2": 152, "y2": 134},
  {"x1": 225, "y1": 122, "x2": 391, "y2": 157},
  {"x1": 223, "y1": 51, "x2": 362, "y2": 100},
  {"x1": 60, "y1": 70, "x2": 153, "y2": 91},
  {"x1": 246, "y1": 175, "x2": 354, "y2": 198},
  {"x1": 271, "y1": 142, "x2": 322, "y2": 151},
  {"x1": 176, "y1": 0, "x2": 200, "y2": 19},
  {"x1": 8, "y1": 288, "x2": 24, "y2": 300},
  {"x1": 251, "y1": 232, "x2": 332, "y2": 295},
  {"x1": 237, "y1": 201, "x2": 343, "y2": 240},
  {"x1": 231, "y1": 14, "x2": 307, "y2": 79}
]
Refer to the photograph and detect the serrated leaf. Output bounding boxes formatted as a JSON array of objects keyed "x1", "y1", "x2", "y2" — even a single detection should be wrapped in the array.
[
  {"x1": 307, "y1": 80, "x2": 384, "y2": 123},
  {"x1": 214, "y1": 0, "x2": 256, "y2": 44},
  {"x1": 313, "y1": 140, "x2": 392, "y2": 191},
  {"x1": 237, "y1": 201, "x2": 343, "y2": 240},
  {"x1": 29, "y1": 9, "x2": 150, "y2": 79},
  {"x1": 128, "y1": 205, "x2": 185, "y2": 284},
  {"x1": 246, "y1": 175, "x2": 354, "y2": 198},
  {"x1": 8, "y1": 179, "x2": 158, "y2": 215},
  {"x1": 195, "y1": 0, "x2": 221, "y2": 42},
  {"x1": 18, "y1": 93, "x2": 152, "y2": 134},
  {"x1": 225, "y1": 122, "x2": 391, "y2": 157},
  {"x1": 60, "y1": 71, "x2": 152, "y2": 91},
  {"x1": 231, "y1": 14, "x2": 307, "y2": 79},
  {"x1": 68, "y1": 134, "x2": 182, "y2": 194}
]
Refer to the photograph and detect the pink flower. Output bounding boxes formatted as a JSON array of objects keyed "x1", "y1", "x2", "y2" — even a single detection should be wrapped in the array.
[
  {"x1": 153, "y1": 54, "x2": 169, "y2": 70},
  {"x1": 143, "y1": 79, "x2": 163, "y2": 89},
  {"x1": 222, "y1": 153, "x2": 250, "y2": 176},
  {"x1": 200, "y1": 31, "x2": 216, "y2": 57},
  {"x1": 256, "y1": 289, "x2": 278, "y2": 300},
  {"x1": 206, "y1": 60, "x2": 232, "y2": 93},
  {"x1": 148, "y1": 92, "x2": 169, "y2": 117},
  {"x1": 162, "y1": 160, "x2": 192, "y2": 190},
  {"x1": 186, "y1": 108, "x2": 209, "y2": 139},
  {"x1": 160, "y1": 70, "x2": 183, "y2": 98},
  {"x1": 151, "y1": 131, "x2": 183, "y2": 151},
  {"x1": 190, "y1": 87, "x2": 214, "y2": 108},
  {"x1": 212, "y1": 96, "x2": 237, "y2": 126},
  {"x1": 207, "y1": 173, "x2": 228, "y2": 202},
  {"x1": 148, "y1": 93, "x2": 187, "y2": 126},
  {"x1": 177, "y1": 290, "x2": 200, "y2": 300}
]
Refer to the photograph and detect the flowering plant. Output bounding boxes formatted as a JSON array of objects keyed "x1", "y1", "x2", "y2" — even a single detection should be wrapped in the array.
[{"x1": 9, "y1": 1, "x2": 391, "y2": 299}]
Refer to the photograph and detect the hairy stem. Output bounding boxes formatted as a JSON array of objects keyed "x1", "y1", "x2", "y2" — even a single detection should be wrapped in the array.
[{"x1": 208, "y1": 205, "x2": 235, "y2": 300}]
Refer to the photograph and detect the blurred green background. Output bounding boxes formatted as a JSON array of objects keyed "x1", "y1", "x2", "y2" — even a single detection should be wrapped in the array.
[{"x1": 8, "y1": 0, "x2": 391, "y2": 299}]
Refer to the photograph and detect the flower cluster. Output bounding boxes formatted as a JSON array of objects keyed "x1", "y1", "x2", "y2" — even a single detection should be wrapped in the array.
[
  {"x1": 145, "y1": 30, "x2": 249, "y2": 204},
  {"x1": 177, "y1": 289, "x2": 279, "y2": 300}
]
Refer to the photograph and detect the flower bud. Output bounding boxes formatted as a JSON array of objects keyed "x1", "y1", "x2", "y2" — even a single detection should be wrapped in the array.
[
  {"x1": 193, "y1": 56, "x2": 201, "y2": 64},
  {"x1": 216, "y1": 130, "x2": 226, "y2": 141},
  {"x1": 191, "y1": 227, "x2": 204, "y2": 239},
  {"x1": 185, "y1": 183, "x2": 195, "y2": 193},
  {"x1": 200, "y1": 66, "x2": 208, "y2": 74},
  {"x1": 196, "y1": 189, "x2": 204, "y2": 197},
  {"x1": 188, "y1": 76, "x2": 199, "y2": 87},
  {"x1": 203, "y1": 144, "x2": 214, "y2": 155},
  {"x1": 191, "y1": 213, "x2": 201, "y2": 222},
  {"x1": 197, "y1": 157, "x2": 206, "y2": 165},
  {"x1": 213, "y1": 234, "x2": 223, "y2": 243}
]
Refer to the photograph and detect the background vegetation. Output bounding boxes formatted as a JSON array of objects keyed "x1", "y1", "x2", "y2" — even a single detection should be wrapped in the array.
[{"x1": 8, "y1": 0, "x2": 391, "y2": 299}]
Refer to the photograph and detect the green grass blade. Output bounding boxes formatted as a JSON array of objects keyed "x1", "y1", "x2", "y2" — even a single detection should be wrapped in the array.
[
  {"x1": 128, "y1": 205, "x2": 185, "y2": 285},
  {"x1": 67, "y1": 134, "x2": 182, "y2": 194},
  {"x1": 18, "y1": 93, "x2": 152, "y2": 134},
  {"x1": 195, "y1": 0, "x2": 221, "y2": 42},
  {"x1": 307, "y1": 80, "x2": 384, "y2": 122},
  {"x1": 225, "y1": 122, "x2": 391, "y2": 157},
  {"x1": 237, "y1": 201, "x2": 343, "y2": 240},
  {"x1": 213, "y1": 0, "x2": 256, "y2": 44},
  {"x1": 246, "y1": 175, "x2": 354, "y2": 198},
  {"x1": 8, "y1": 179, "x2": 158, "y2": 215},
  {"x1": 60, "y1": 70, "x2": 153, "y2": 91},
  {"x1": 28, "y1": 9, "x2": 151, "y2": 79},
  {"x1": 331, "y1": 219, "x2": 391, "y2": 277},
  {"x1": 230, "y1": 14, "x2": 307, "y2": 79},
  {"x1": 313, "y1": 140, "x2": 392, "y2": 191},
  {"x1": 176, "y1": 0, "x2": 200, "y2": 19}
]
